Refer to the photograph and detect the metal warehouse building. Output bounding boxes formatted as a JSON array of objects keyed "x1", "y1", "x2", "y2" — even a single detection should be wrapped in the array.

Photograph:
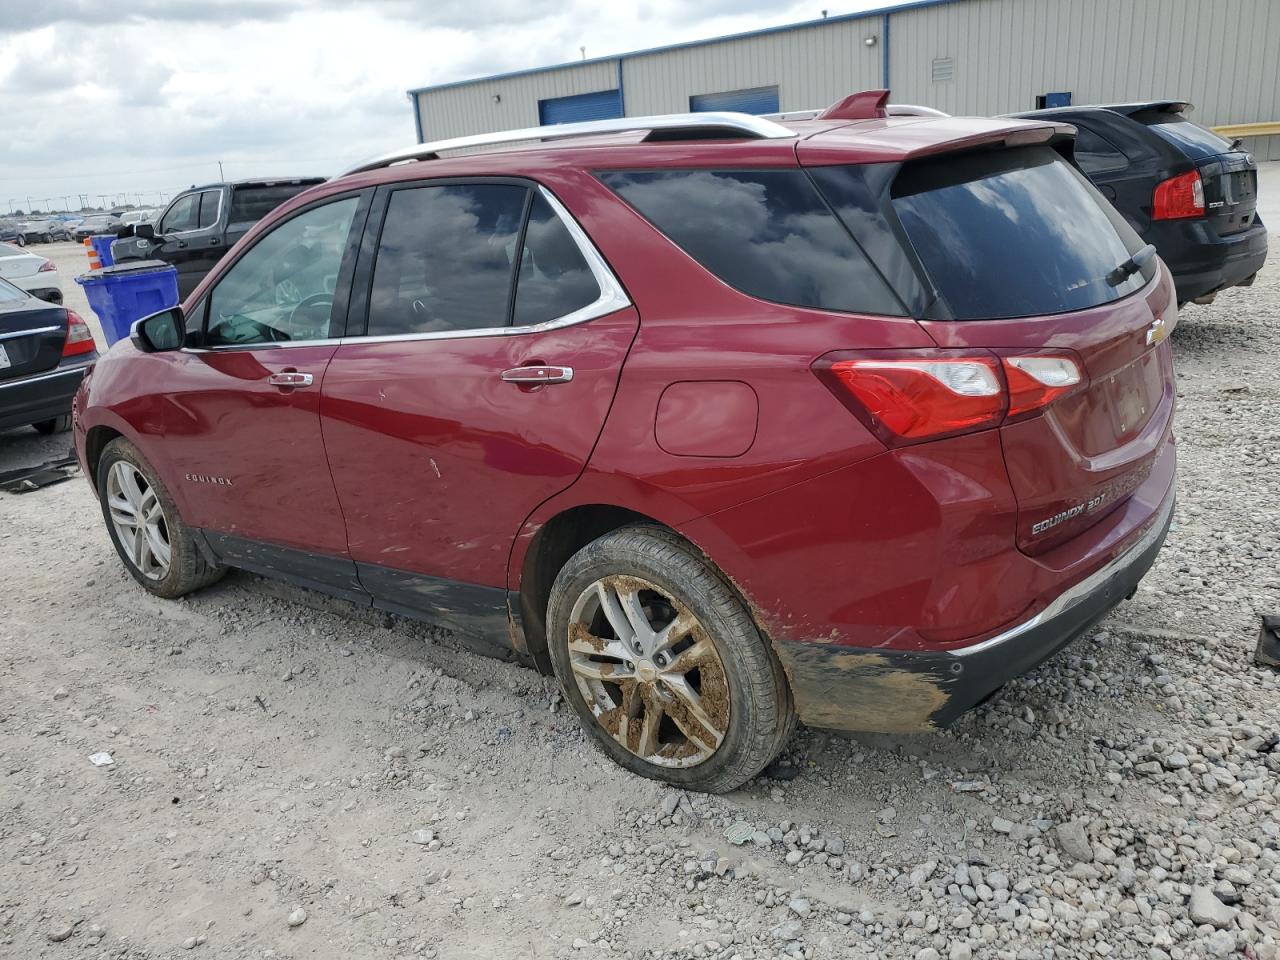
[{"x1": 408, "y1": 0, "x2": 1280, "y2": 159}]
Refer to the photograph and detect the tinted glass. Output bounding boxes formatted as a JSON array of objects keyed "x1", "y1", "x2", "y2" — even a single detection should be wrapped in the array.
[
  {"x1": 160, "y1": 194, "x2": 198, "y2": 234},
  {"x1": 891, "y1": 146, "x2": 1150, "y2": 320},
  {"x1": 229, "y1": 184, "x2": 316, "y2": 224},
  {"x1": 1138, "y1": 116, "x2": 1234, "y2": 158},
  {"x1": 601, "y1": 169, "x2": 904, "y2": 316},
  {"x1": 196, "y1": 190, "x2": 220, "y2": 229},
  {"x1": 0, "y1": 277, "x2": 24, "y2": 303},
  {"x1": 206, "y1": 197, "x2": 358, "y2": 346},
  {"x1": 512, "y1": 193, "x2": 599, "y2": 326},
  {"x1": 1072, "y1": 126, "x2": 1129, "y2": 176},
  {"x1": 367, "y1": 183, "x2": 527, "y2": 336}
]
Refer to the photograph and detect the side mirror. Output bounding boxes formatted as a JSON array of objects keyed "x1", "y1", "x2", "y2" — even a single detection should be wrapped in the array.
[
  {"x1": 135, "y1": 223, "x2": 155, "y2": 241},
  {"x1": 130, "y1": 307, "x2": 185, "y2": 353}
]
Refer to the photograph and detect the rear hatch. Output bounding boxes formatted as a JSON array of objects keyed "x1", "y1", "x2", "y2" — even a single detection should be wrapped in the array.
[
  {"x1": 1133, "y1": 110, "x2": 1259, "y2": 235},
  {"x1": 0, "y1": 281, "x2": 68, "y2": 382},
  {"x1": 808, "y1": 139, "x2": 1175, "y2": 555}
]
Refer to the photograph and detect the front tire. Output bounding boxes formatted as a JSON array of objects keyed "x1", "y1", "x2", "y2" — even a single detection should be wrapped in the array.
[
  {"x1": 546, "y1": 525, "x2": 794, "y2": 793},
  {"x1": 96, "y1": 437, "x2": 224, "y2": 598},
  {"x1": 32, "y1": 414, "x2": 71, "y2": 434}
]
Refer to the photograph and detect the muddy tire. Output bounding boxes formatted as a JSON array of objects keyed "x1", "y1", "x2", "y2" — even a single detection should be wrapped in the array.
[
  {"x1": 546, "y1": 524, "x2": 794, "y2": 793},
  {"x1": 96, "y1": 437, "x2": 224, "y2": 599}
]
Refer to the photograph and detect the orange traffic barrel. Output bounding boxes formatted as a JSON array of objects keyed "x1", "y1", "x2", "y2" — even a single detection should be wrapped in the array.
[{"x1": 84, "y1": 237, "x2": 101, "y2": 270}]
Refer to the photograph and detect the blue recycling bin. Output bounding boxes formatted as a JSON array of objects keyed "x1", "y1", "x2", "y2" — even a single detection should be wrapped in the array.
[
  {"x1": 89, "y1": 234, "x2": 116, "y2": 267},
  {"x1": 75, "y1": 260, "x2": 179, "y2": 346}
]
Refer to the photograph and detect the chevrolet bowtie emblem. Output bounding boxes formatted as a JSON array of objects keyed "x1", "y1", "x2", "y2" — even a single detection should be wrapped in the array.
[{"x1": 1146, "y1": 316, "x2": 1168, "y2": 346}]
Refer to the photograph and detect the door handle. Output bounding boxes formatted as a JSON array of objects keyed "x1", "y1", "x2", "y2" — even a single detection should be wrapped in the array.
[
  {"x1": 500, "y1": 365, "x2": 574, "y2": 384},
  {"x1": 268, "y1": 371, "x2": 314, "y2": 387}
]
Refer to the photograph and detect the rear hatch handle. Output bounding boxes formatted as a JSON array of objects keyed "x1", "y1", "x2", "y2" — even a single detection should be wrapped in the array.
[{"x1": 1106, "y1": 243, "x2": 1158, "y2": 287}]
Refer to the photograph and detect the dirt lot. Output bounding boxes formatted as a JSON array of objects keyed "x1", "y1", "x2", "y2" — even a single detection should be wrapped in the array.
[{"x1": 2, "y1": 173, "x2": 1279, "y2": 960}]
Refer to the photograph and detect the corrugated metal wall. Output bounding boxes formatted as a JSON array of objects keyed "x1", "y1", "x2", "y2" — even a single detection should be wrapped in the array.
[
  {"x1": 889, "y1": 0, "x2": 1280, "y2": 159},
  {"x1": 414, "y1": 61, "x2": 618, "y2": 141},
  {"x1": 622, "y1": 17, "x2": 881, "y2": 116},
  {"x1": 414, "y1": 0, "x2": 1280, "y2": 159}
]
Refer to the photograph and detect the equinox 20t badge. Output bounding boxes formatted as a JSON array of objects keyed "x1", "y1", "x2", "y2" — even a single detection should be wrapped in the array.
[{"x1": 1032, "y1": 493, "x2": 1107, "y2": 536}]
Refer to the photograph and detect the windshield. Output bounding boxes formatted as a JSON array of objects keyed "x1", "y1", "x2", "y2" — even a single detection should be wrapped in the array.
[{"x1": 886, "y1": 146, "x2": 1153, "y2": 320}]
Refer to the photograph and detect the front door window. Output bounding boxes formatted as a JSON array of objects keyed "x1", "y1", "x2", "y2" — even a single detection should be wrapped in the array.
[{"x1": 206, "y1": 197, "x2": 358, "y2": 347}]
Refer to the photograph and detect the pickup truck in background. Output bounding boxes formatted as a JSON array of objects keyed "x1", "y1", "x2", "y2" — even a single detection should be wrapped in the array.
[{"x1": 112, "y1": 178, "x2": 324, "y2": 298}]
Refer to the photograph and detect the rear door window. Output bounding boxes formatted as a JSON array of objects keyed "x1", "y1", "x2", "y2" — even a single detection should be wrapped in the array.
[
  {"x1": 197, "y1": 190, "x2": 221, "y2": 230},
  {"x1": 366, "y1": 183, "x2": 528, "y2": 336},
  {"x1": 600, "y1": 169, "x2": 905, "y2": 316},
  {"x1": 888, "y1": 146, "x2": 1151, "y2": 320}
]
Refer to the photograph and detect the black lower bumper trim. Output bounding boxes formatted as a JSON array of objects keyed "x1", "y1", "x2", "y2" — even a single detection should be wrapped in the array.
[{"x1": 774, "y1": 495, "x2": 1175, "y2": 734}]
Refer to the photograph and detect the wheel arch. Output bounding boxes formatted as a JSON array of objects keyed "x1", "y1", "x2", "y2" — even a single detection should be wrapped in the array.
[{"x1": 84, "y1": 424, "x2": 125, "y2": 488}]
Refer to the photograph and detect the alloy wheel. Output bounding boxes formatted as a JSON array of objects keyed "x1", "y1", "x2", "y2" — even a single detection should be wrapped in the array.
[
  {"x1": 566, "y1": 575, "x2": 730, "y2": 768},
  {"x1": 106, "y1": 461, "x2": 171, "y2": 580}
]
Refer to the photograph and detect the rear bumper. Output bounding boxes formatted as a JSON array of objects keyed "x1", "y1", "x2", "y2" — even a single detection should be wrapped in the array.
[
  {"x1": 0, "y1": 362, "x2": 94, "y2": 432},
  {"x1": 774, "y1": 488, "x2": 1174, "y2": 733},
  {"x1": 1157, "y1": 218, "x2": 1268, "y2": 302}
]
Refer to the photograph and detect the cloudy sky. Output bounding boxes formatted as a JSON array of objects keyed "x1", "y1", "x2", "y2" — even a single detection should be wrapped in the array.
[{"x1": 0, "y1": 0, "x2": 883, "y2": 214}]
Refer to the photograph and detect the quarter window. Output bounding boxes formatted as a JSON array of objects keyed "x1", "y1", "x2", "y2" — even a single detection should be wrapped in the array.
[
  {"x1": 206, "y1": 197, "x2": 358, "y2": 346},
  {"x1": 160, "y1": 193, "x2": 198, "y2": 234},
  {"x1": 367, "y1": 184, "x2": 528, "y2": 337},
  {"x1": 512, "y1": 193, "x2": 599, "y2": 327},
  {"x1": 600, "y1": 169, "x2": 904, "y2": 316},
  {"x1": 1072, "y1": 127, "x2": 1129, "y2": 176}
]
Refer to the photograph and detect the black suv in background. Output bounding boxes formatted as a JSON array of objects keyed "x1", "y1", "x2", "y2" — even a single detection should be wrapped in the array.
[
  {"x1": 112, "y1": 178, "x2": 323, "y2": 297},
  {"x1": 1012, "y1": 101, "x2": 1266, "y2": 305}
]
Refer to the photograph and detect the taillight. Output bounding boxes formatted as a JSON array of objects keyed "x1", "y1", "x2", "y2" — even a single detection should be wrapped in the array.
[
  {"x1": 1152, "y1": 169, "x2": 1205, "y2": 220},
  {"x1": 815, "y1": 349, "x2": 1084, "y2": 446},
  {"x1": 38, "y1": 259, "x2": 55, "y2": 273},
  {"x1": 63, "y1": 310, "x2": 96, "y2": 357}
]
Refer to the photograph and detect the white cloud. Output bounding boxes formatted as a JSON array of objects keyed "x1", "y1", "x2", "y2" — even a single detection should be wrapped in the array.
[{"x1": 0, "y1": 0, "x2": 882, "y2": 212}]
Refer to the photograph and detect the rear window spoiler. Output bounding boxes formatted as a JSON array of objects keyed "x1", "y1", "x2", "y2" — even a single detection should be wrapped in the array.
[
  {"x1": 1105, "y1": 100, "x2": 1193, "y2": 117},
  {"x1": 799, "y1": 118, "x2": 1078, "y2": 165}
]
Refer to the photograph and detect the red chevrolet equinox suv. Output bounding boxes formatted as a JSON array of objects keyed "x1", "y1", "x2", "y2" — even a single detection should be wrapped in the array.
[{"x1": 73, "y1": 91, "x2": 1177, "y2": 792}]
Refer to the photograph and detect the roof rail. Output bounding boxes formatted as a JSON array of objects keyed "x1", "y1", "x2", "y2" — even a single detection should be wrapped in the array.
[
  {"x1": 761, "y1": 103, "x2": 951, "y2": 122},
  {"x1": 336, "y1": 112, "x2": 796, "y2": 178}
]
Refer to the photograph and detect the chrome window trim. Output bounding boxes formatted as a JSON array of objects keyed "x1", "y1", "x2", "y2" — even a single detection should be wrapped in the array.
[
  {"x1": 189, "y1": 183, "x2": 631, "y2": 352},
  {"x1": 952, "y1": 493, "x2": 1175, "y2": 658},
  {"x1": 0, "y1": 325, "x2": 62, "y2": 342}
]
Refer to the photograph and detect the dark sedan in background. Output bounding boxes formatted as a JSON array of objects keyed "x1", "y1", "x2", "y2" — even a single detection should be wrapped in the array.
[
  {"x1": 73, "y1": 214, "x2": 122, "y2": 240},
  {"x1": 1013, "y1": 100, "x2": 1266, "y2": 305},
  {"x1": 0, "y1": 278, "x2": 98, "y2": 435}
]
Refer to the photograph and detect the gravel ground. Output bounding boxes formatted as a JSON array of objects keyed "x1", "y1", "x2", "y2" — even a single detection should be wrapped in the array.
[{"x1": 2, "y1": 169, "x2": 1279, "y2": 960}]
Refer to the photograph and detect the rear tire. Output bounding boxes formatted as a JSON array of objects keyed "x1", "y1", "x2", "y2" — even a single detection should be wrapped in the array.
[
  {"x1": 32, "y1": 414, "x2": 71, "y2": 435},
  {"x1": 546, "y1": 524, "x2": 794, "y2": 793},
  {"x1": 96, "y1": 437, "x2": 224, "y2": 599}
]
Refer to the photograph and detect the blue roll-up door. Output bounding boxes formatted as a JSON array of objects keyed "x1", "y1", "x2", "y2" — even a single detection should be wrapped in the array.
[
  {"x1": 538, "y1": 89, "x2": 623, "y2": 125},
  {"x1": 689, "y1": 86, "x2": 780, "y2": 115}
]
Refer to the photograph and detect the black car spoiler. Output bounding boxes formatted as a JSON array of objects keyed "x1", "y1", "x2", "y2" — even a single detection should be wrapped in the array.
[{"x1": 1103, "y1": 100, "x2": 1193, "y2": 117}]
